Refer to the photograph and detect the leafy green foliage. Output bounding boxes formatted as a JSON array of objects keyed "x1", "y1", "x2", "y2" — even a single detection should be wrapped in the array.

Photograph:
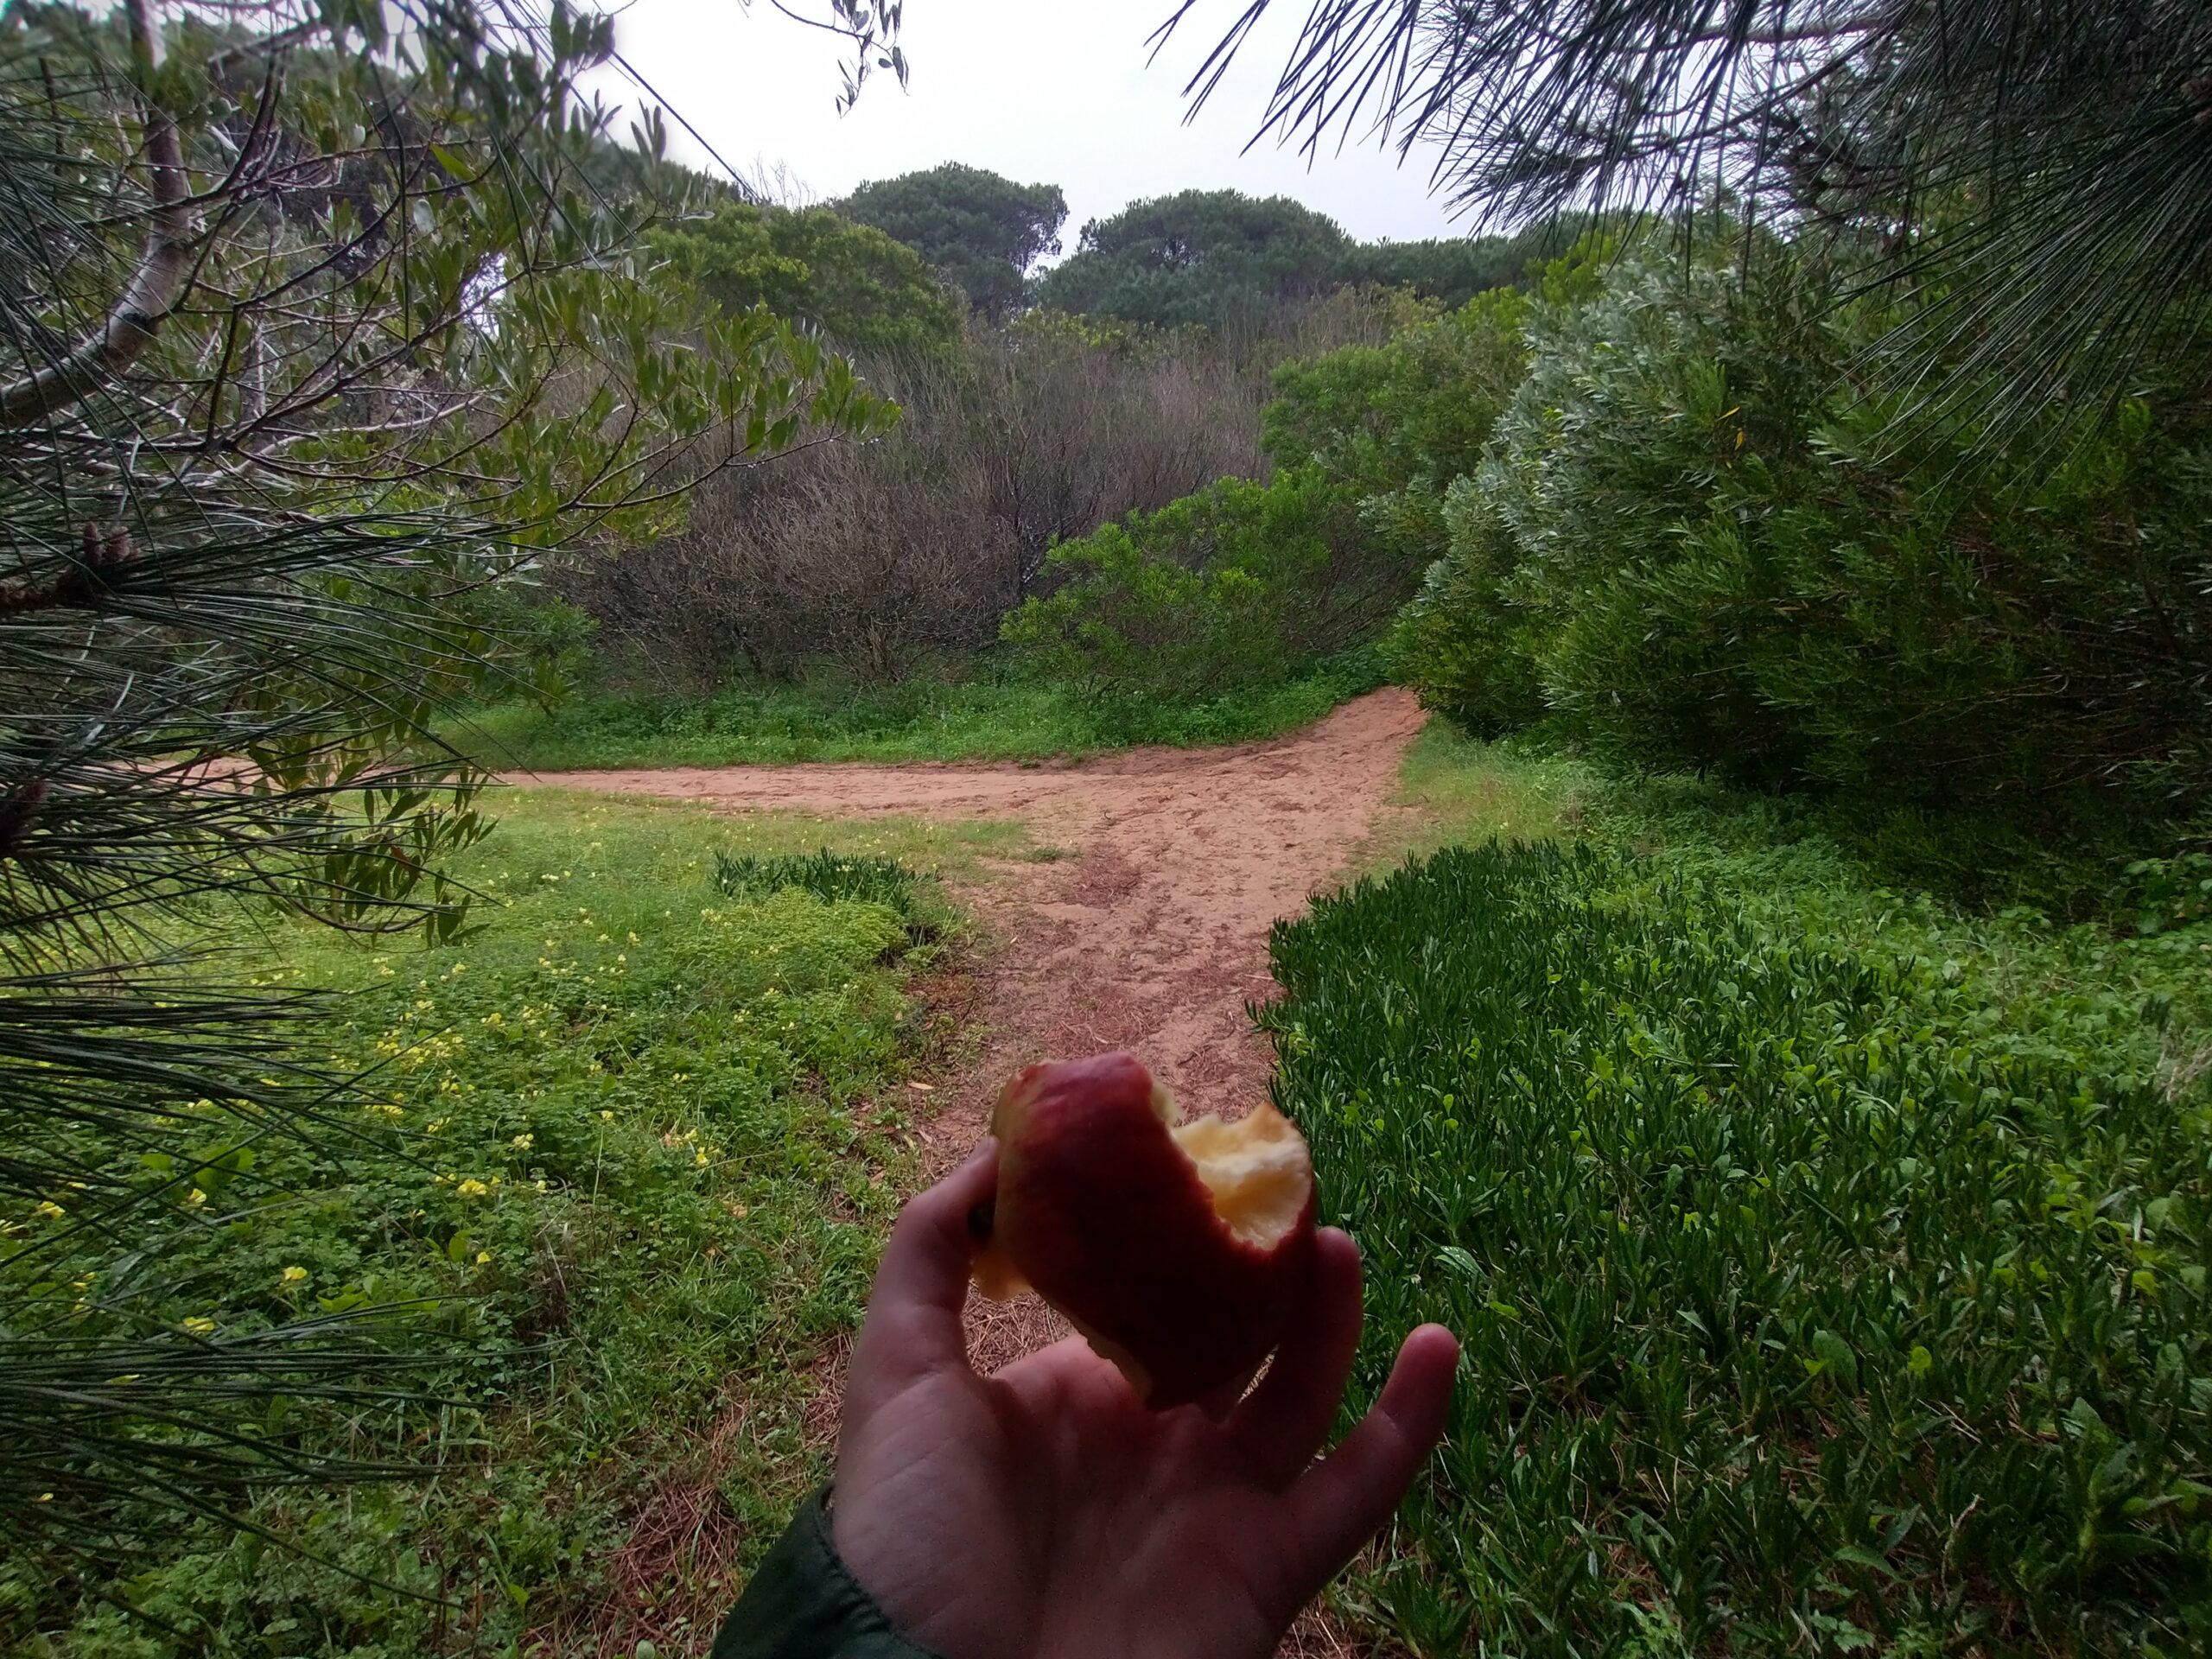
[
  {"x1": 1383, "y1": 480, "x2": 1548, "y2": 734},
  {"x1": 1173, "y1": 0, "x2": 2212, "y2": 435},
  {"x1": 652, "y1": 200, "x2": 964, "y2": 362},
  {"x1": 1335, "y1": 217, "x2": 1600, "y2": 308},
  {"x1": 1033, "y1": 188, "x2": 1581, "y2": 335},
  {"x1": 1398, "y1": 246, "x2": 2212, "y2": 814},
  {"x1": 1000, "y1": 470, "x2": 1405, "y2": 704},
  {"x1": 0, "y1": 0, "x2": 893, "y2": 1572},
  {"x1": 1, "y1": 792, "x2": 976, "y2": 1653},
  {"x1": 451, "y1": 657, "x2": 1380, "y2": 767},
  {"x1": 840, "y1": 163, "x2": 1068, "y2": 320},
  {"x1": 1266, "y1": 837, "x2": 2212, "y2": 1654},
  {"x1": 1033, "y1": 189, "x2": 1353, "y2": 333},
  {"x1": 1265, "y1": 287, "x2": 1530, "y2": 571}
]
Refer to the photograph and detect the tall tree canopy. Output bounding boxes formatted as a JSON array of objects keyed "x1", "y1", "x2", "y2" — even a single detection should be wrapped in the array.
[
  {"x1": 1033, "y1": 188, "x2": 1351, "y2": 333},
  {"x1": 652, "y1": 200, "x2": 965, "y2": 361},
  {"x1": 1166, "y1": 0, "x2": 2212, "y2": 423},
  {"x1": 841, "y1": 162, "x2": 1068, "y2": 320}
]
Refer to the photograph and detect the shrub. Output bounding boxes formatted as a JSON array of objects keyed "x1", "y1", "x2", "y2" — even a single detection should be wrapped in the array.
[
  {"x1": 1000, "y1": 467, "x2": 1402, "y2": 702},
  {"x1": 1405, "y1": 247, "x2": 2212, "y2": 813},
  {"x1": 999, "y1": 517, "x2": 1292, "y2": 701},
  {"x1": 1263, "y1": 287, "x2": 1531, "y2": 574},
  {"x1": 1262, "y1": 839, "x2": 2211, "y2": 1654},
  {"x1": 1382, "y1": 477, "x2": 1547, "y2": 734}
]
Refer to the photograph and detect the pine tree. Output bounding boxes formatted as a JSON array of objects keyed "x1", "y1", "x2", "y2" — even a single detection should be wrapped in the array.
[{"x1": 0, "y1": 0, "x2": 893, "y2": 1566}]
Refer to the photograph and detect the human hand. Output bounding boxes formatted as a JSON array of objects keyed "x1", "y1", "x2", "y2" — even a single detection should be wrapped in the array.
[{"x1": 830, "y1": 1141, "x2": 1460, "y2": 1659}]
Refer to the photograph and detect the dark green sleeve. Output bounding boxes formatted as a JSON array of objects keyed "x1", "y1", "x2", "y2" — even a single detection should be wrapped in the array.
[{"x1": 710, "y1": 1487, "x2": 946, "y2": 1659}]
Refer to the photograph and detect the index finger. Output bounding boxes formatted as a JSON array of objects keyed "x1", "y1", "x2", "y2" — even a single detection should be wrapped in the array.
[{"x1": 845, "y1": 1140, "x2": 999, "y2": 1405}]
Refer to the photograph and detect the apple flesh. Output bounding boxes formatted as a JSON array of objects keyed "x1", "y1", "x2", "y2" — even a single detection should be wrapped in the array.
[{"x1": 970, "y1": 1052, "x2": 1316, "y2": 1409}]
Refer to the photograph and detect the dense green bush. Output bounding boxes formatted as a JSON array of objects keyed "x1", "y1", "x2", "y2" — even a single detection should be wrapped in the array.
[
  {"x1": 1263, "y1": 288, "x2": 1530, "y2": 572},
  {"x1": 651, "y1": 200, "x2": 963, "y2": 362},
  {"x1": 1383, "y1": 480, "x2": 1547, "y2": 734},
  {"x1": 999, "y1": 467, "x2": 1402, "y2": 702},
  {"x1": 1400, "y1": 249, "x2": 2212, "y2": 813},
  {"x1": 1263, "y1": 839, "x2": 2211, "y2": 1654}
]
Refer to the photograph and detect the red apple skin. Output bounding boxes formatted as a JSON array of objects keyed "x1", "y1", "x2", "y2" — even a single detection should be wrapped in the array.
[{"x1": 986, "y1": 1052, "x2": 1317, "y2": 1410}]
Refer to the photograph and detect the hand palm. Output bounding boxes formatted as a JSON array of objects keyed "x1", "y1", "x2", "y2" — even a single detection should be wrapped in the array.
[{"x1": 831, "y1": 1145, "x2": 1459, "y2": 1659}]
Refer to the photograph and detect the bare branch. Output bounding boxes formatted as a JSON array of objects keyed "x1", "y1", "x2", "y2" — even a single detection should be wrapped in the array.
[{"x1": 1, "y1": 0, "x2": 195, "y2": 425}]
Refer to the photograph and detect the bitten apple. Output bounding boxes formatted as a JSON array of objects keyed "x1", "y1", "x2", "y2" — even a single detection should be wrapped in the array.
[{"x1": 969, "y1": 1051, "x2": 1317, "y2": 1408}]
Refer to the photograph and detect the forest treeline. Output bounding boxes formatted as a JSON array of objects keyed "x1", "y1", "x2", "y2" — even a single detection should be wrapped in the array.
[
  {"x1": 532, "y1": 155, "x2": 2209, "y2": 894},
  {"x1": 531, "y1": 162, "x2": 1580, "y2": 688}
]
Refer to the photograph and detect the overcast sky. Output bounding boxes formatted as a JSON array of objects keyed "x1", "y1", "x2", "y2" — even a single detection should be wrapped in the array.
[{"x1": 580, "y1": 0, "x2": 1468, "y2": 254}]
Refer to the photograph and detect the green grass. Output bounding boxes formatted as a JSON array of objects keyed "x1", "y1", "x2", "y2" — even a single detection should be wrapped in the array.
[
  {"x1": 4, "y1": 791, "x2": 1019, "y2": 1657},
  {"x1": 1279, "y1": 735, "x2": 2212, "y2": 1655},
  {"x1": 448, "y1": 656, "x2": 1382, "y2": 771},
  {"x1": 1363, "y1": 720, "x2": 1584, "y2": 868}
]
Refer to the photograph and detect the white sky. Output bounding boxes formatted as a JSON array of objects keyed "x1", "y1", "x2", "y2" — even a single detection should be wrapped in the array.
[{"x1": 581, "y1": 0, "x2": 1468, "y2": 254}]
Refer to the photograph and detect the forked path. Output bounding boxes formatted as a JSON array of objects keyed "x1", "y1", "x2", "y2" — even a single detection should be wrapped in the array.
[
  {"x1": 534, "y1": 688, "x2": 1427, "y2": 1369},
  {"x1": 534, "y1": 690, "x2": 1427, "y2": 1657}
]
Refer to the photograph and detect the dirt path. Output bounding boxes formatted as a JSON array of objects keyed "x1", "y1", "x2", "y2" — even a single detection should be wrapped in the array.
[
  {"x1": 542, "y1": 688, "x2": 1421, "y2": 1132},
  {"x1": 531, "y1": 689, "x2": 1427, "y2": 1656},
  {"x1": 537, "y1": 687, "x2": 1426, "y2": 1363}
]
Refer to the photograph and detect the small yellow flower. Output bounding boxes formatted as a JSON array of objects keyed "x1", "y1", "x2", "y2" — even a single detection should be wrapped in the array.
[
  {"x1": 474, "y1": 1250, "x2": 492, "y2": 1265},
  {"x1": 34, "y1": 1200, "x2": 65, "y2": 1221},
  {"x1": 627, "y1": 932, "x2": 640, "y2": 945},
  {"x1": 600, "y1": 1110, "x2": 616, "y2": 1121},
  {"x1": 694, "y1": 1148, "x2": 710, "y2": 1167},
  {"x1": 182, "y1": 1316, "x2": 216, "y2": 1336},
  {"x1": 185, "y1": 1188, "x2": 206, "y2": 1207},
  {"x1": 280, "y1": 1265, "x2": 308, "y2": 1286},
  {"x1": 456, "y1": 1179, "x2": 489, "y2": 1199},
  {"x1": 511, "y1": 1133, "x2": 534, "y2": 1151}
]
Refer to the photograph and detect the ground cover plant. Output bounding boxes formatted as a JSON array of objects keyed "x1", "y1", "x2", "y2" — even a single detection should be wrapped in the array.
[
  {"x1": 453, "y1": 652, "x2": 1382, "y2": 770},
  {"x1": 1266, "y1": 776, "x2": 2212, "y2": 1655},
  {"x1": 3, "y1": 791, "x2": 1014, "y2": 1656}
]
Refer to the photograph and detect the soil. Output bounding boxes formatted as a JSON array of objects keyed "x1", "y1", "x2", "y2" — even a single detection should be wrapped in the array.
[
  {"x1": 526, "y1": 688, "x2": 1428, "y2": 1655},
  {"x1": 537, "y1": 685, "x2": 1425, "y2": 1166}
]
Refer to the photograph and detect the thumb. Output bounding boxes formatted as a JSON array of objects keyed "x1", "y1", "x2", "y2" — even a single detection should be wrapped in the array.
[{"x1": 1280, "y1": 1323, "x2": 1458, "y2": 1593}]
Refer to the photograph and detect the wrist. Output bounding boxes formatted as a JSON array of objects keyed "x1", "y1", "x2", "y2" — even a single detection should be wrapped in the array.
[{"x1": 710, "y1": 1486, "x2": 947, "y2": 1659}]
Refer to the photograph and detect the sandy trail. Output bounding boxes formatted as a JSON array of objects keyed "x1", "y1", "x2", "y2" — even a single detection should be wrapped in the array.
[
  {"x1": 541, "y1": 688, "x2": 1421, "y2": 1135},
  {"x1": 538, "y1": 687, "x2": 1426, "y2": 1368},
  {"x1": 531, "y1": 689, "x2": 1427, "y2": 1656}
]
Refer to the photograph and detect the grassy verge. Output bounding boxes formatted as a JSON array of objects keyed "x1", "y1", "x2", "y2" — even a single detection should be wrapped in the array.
[
  {"x1": 448, "y1": 654, "x2": 1383, "y2": 771},
  {"x1": 7, "y1": 791, "x2": 1018, "y2": 1657},
  {"x1": 1362, "y1": 721, "x2": 1583, "y2": 868},
  {"x1": 1277, "y1": 734, "x2": 2212, "y2": 1655}
]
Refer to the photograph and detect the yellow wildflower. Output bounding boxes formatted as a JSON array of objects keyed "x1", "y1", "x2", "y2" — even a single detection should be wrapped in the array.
[
  {"x1": 280, "y1": 1266, "x2": 308, "y2": 1285},
  {"x1": 511, "y1": 1133, "x2": 534, "y2": 1151},
  {"x1": 456, "y1": 1179, "x2": 489, "y2": 1199}
]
